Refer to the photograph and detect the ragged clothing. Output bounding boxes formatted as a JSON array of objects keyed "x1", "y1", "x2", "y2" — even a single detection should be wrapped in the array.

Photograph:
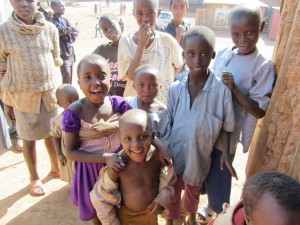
[{"x1": 90, "y1": 163, "x2": 176, "y2": 225}]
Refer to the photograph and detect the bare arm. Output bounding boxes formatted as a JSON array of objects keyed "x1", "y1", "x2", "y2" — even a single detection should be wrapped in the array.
[
  {"x1": 222, "y1": 73, "x2": 265, "y2": 119},
  {"x1": 52, "y1": 136, "x2": 67, "y2": 166}
]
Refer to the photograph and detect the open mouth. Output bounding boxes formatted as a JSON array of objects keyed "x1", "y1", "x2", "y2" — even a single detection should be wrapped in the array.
[
  {"x1": 130, "y1": 149, "x2": 144, "y2": 155},
  {"x1": 90, "y1": 90, "x2": 103, "y2": 95}
]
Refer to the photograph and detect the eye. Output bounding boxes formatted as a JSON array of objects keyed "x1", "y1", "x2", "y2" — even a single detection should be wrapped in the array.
[
  {"x1": 148, "y1": 11, "x2": 155, "y2": 16},
  {"x1": 200, "y1": 52, "x2": 209, "y2": 57},
  {"x1": 98, "y1": 74, "x2": 106, "y2": 80},
  {"x1": 136, "y1": 11, "x2": 143, "y2": 16},
  {"x1": 124, "y1": 137, "x2": 132, "y2": 141},
  {"x1": 138, "y1": 83, "x2": 145, "y2": 88},
  {"x1": 247, "y1": 31, "x2": 254, "y2": 35},
  {"x1": 84, "y1": 75, "x2": 91, "y2": 80},
  {"x1": 139, "y1": 134, "x2": 148, "y2": 140},
  {"x1": 151, "y1": 83, "x2": 158, "y2": 87},
  {"x1": 187, "y1": 52, "x2": 194, "y2": 57},
  {"x1": 232, "y1": 33, "x2": 239, "y2": 38}
]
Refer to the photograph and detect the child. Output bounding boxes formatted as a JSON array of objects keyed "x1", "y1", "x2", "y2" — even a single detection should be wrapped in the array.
[
  {"x1": 50, "y1": 84, "x2": 79, "y2": 184},
  {"x1": 208, "y1": 172, "x2": 300, "y2": 225},
  {"x1": 0, "y1": 106, "x2": 12, "y2": 149},
  {"x1": 164, "y1": 26, "x2": 236, "y2": 225},
  {"x1": 0, "y1": 0, "x2": 62, "y2": 196},
  {"x1": 90, "y1": 109, "x2": 176, "y2": 225},
  {"x1": 198, "y1": 3, "x2": 276, "y2": 222},
  {"x1": 157, "y1": 0, "x2": 189, "y2": 45},
  {"x1": 62, "y1": 54, "x2": 131, "y2": 224},
  {"x1": 51, "y1": 0, "x2": 79, "y2": 84},
  {"x1": 95, "y1": 18, "x2": 102, "y2": 38},
  {"x1": 126, "y1": 65, "x2": 166, "y2": 113},
  {"x1": 118, "y1": 0, "x2": 184, "y2": 104},
  {"x1": 93, "y1": 13, "x2": 127, "y2": 97}
]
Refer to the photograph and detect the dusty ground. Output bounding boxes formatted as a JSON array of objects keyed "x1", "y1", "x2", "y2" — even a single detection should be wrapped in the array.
[{"x1": 0, "y1": 1, "x2": 274, "y2": 225}]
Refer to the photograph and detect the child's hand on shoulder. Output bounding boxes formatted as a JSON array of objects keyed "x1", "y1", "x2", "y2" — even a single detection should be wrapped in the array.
[
  {"x1": 106, "y1": 153, "x2": 125, "y2": 173},
  {"x1": 221, "y1": 71, "x2": 236, "y2": 90},
  {"x1": 147, "y1": 202, "x2": 164, "y2": 215}
]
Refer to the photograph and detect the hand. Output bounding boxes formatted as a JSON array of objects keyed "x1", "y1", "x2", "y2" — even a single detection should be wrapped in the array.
[
  {"x1": 221, "y1": 71, "x2": 236, "y2": 90},
  {"x1": 175, "y1": 25, "x2": 185, "y2": 39},
  {"x1": 220, "y1": 152, "x2": 238, "y2": 180},
  {"x1": 137, "y1": 23, "x2": 152, "y2": 48},
  {"x1": 152, "y1": 137, "x2": 173, "y2": 167},
  {"x1": 148, "y1": 202, "x2": 164, "y2": 215},
  {"x1": 106, "y1": 154, "x2": 125, "y2": 173},
  {"x1": 58, "y1": 153, "x2": 67, "y2": 166},
  {"x1": 4, "y1": 104, "x2": 15, "y2": 121}
]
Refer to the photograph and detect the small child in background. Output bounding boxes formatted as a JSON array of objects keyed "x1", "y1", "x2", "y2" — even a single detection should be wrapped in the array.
[
  {"x1": 62, "y1": 54, "x2": 131, "y2": 224},
  {"x1": 50, "y1": 84, "x2": 79, "y2": 185},
  {"x1": 118, "y1": 0, "x2": 184, "y2": 104},
  {"x1": 199, "y1": 3, "x2": 276, "y2": 222},
  {"x1": 157, "y1": 0, "x2": 189, "y2": 46},
  {"x1": 95, "y1": 18, "x2": 102, "y2": 38},
  {"x1": 90, "y1": 109, "x2": 176, "y2": 225},
  {"x1": 126, "y1": 65, "x2": 166, "y2": 113},
  {"x1": 164, "y1": 26, "x2": 236, "y2": 225},
  {"x1": 93, "y1": 13, "x2": 127, "y2": 97},
  {"x1": 208, "y1": 172, "x2": 300, "y2": 225}
]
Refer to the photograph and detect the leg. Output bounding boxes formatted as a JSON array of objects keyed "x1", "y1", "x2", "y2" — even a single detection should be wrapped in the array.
[
  {"x1": 182, "y1": 183, "x2": 202, "y2": 225},
  {"x1": 60, "y1": 58, "x2": 72, "y2": 84},
  {"x1": 44, "y1": 136, "x2": 59, "y2": 175},
  {"x1": 166, "y1": 174, "x2": 185, "y2": 225}
]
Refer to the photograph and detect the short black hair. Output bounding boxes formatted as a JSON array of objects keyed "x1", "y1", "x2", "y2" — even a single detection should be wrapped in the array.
[
  {"x1": 99, "y1": 13, "x2": 118, "y2": 24},
  {"x1": 77, "y1": 54, "x2": 109, "y2": 77},
  {"x1": 242, "y1": 172, "x2": 300, "y2": 217},
  {"x1": 182, "y1": 26, "x2": 215, "y2": 50},
  {"x1": 169, "y1": 0, "x2": 188, "y2": 8},
  {"x1": 228, "y1": 3, "x2": 263, "y2": 27},
  {"x1": 133, "y1": 64, "x2": 160, "y2": 83},
  {"x1": 50, "y1": 0, "x2": 61, "y2": 9}
]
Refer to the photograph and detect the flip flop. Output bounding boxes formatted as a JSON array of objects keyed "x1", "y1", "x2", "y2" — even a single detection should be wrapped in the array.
[
  {"x1": 48, "y1": 171, "x2": 60, "y2": 178},
  {"x1": 29, "y1": 179, "x2": 46, "y2": 196},
  {"x1": 197, "y1": 206, "x2": 216, "y2": 224}
]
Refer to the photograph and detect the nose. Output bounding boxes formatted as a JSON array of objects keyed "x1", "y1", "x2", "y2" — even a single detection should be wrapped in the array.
[
  {"x1": 131, "y1": 139, "x2": 140, "y2": 149},
  {"x1": 20, "y1": 0, "x2": 28, "y2": 7},
  {"x1": 143, "y1": 86, "x2": 151, "y2": 93},
  {"x1": 240, "y1": 34, "x2": 248, "y2": 43},
  {"x1": 142, "y1": 14, "x2": 150, "y2": 24}
]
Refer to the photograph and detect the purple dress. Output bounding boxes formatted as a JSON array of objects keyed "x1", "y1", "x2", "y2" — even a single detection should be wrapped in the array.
[{"x1": 62, "y1": 96, "x2": 131, "y2": 221}]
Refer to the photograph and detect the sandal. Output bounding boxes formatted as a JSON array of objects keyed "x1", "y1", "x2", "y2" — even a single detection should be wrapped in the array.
[
  {"x1": 47, "y1": 171, "x2": 60, "y2": 178},
  {"x1": 29, "y1": 179, "x2": 46, "y2": 196},
  {"x1": 197, "y1": 206, "x2": 216, "y2": 224}
]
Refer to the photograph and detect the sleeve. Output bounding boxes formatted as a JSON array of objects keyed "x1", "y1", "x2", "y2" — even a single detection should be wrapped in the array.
[
  {"x1": 66, "y1": 18, "x2": 79, "y2": 43},
  {"x1": 92, "y1": 46, "x2": 101, "y2": 55},
  {"x1": 153, "y1": 165, "x2": 176, "y2": 210},
  {"x1": 62, "y1": 109, "x2": 81, "y2": 133},
  {"x1": 221, "y1": 85, "x2": 235, "y2": 132},
  {"x1": 52, "y1": 17, "x2": 74, "y2": 36},
  {"x1": 110, "y1": 96, "x2": 132, "y2": 114},
  {"x1": 248, "y1": 60, "x2": 275, "y2": 111},
  {"x1": 90, "y1": 167, "x2": 121, "y2": 225},
  {"x1": 117, "y1": 35, "x2": 133, "y2": 80},
  {"x1": 169, "y1": 35, "x2": 184, "y2": 69},
  {"x1": 0, "y1": 31, "x2": 7, "y2": 73},
  {"x1": 51, "y1": 26, "x2": 63, "y2": 67}
]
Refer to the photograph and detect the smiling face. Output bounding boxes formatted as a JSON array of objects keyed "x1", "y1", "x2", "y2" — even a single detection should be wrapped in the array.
[
  {"x1": 133, "y1": 69, "x2": 160, "y2": 104},
  {"x1": 10, "y1": 0, "x2": 37, "y2": 25},
  {"x1": 170, "y1": 0, "x2": 187, "y2": 24},
  {"x1": 99, "y1": 18, "x2": 122, "y2": 42},
  {"x1": 133, "y1": 0, "x2": 160, "y2": 30},
  {"x1": 230, "y1": 14, "x2": 263, "y2": 55},
  {"x1": 184, "y1": 35, "x2": 215, "y2": 76},
  {"x1": 77, "y1": 59, "x2": 111, "y2": 105},
  {"x1": 119, "y1": 110, "x2": 153, "y2": 163}
]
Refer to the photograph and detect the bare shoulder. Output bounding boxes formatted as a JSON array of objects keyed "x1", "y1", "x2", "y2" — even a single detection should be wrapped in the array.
[{"x1": 68, "y1": 98, "x2": 85, "y2": 115}]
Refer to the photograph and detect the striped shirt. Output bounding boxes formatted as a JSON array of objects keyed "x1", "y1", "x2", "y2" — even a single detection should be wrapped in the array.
[{"x1": 213, "y1": 47, "x2": 275, "y2": 154}]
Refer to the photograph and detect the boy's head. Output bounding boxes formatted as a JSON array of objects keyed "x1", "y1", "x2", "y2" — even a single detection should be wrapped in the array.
[
  {"x1": 77, "y1": 54, "x2": 111, "y2": 104},
  {"x1": 133, "y1": 0, "x2": 160, "y2": 30},
  {"x1": 170, "y1": 0, "x2": 188, "y2": 24},
  {"x1": 10, "y1": 0, "x2": 37, "y2": 25},
  {"x1": 228, "y1": 3, "x2": 265, "y2": 55},
  {"x1": 119, "y1": 109, "x2": 154, "y2": 163},
  {"x1": 133, "y1": 65, "x2": 160, "y2": 104},
  {"x1": 50, "y1": 0, "x2": 65, "y2": 16},
  {"x1": 56, "y1": 84, "x2": 79, "y2": 110},
  {"x1": 242, "y1": 172, "x2": 300, "y2": 225},
  {"x1": 99, "y1": 13, "x2": 122, "y2": 42},
  {"x1": 182, "y1": 26, "x2": 216, "y2": 75}
]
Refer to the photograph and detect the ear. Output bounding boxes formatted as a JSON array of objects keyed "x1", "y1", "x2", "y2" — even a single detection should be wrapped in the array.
[
  {"x1": 157, "y1": 8, "x2": 161, "y2": 17},
  {"x1": 243, "y1": 208, "x2": 250, "y2": 225},
  {"x1": 212, "y1": 51, "x2": 216, "y2": 59},
  {"x1": 260, "y1": 20, "x2": 266, "y2": 33},
  {"x1": 110, "y1": 78, "x2": 112, "y2": 85}
]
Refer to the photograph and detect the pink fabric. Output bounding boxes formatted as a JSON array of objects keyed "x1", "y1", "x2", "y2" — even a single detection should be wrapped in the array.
[{"x1": 167, "y1": 174, "x2": 202, "y2": 219}]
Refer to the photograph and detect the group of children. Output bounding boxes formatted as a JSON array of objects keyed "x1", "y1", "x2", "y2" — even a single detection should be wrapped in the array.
[{"x1": 1, "y1": 0, "x2": 297, "y2": 225}]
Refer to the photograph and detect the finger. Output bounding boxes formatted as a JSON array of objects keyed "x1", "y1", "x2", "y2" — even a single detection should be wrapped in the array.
[
  {"x1": 147, "y1": 204, "x2": 157, "y2": 215},
  {"x1": 225, "y1": 161, "x2": 238, "y2": 180},
  {"x1": 220, "y1": 159, "x2": 224, "y2": 171}
]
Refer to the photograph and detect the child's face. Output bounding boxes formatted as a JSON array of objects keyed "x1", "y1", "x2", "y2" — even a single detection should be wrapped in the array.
[
  {"x1": 184, "y1": 36, "x2": 215, "y2": 76},
  {"x1": 52, "y1": 2, "x2": 65, "y2": 15},
  {"x1": 99, "y1": 18, "x2": 122, "y2": 42},
  {"x1": 10, "y1": 0, "x2": 37, "y2": 25},
  {"x1": 230, "y1": 15, "x2": 263, "y2": 54},
  {"x1": 77, "y1": 61, "x2": 110, "y2": 105},
  {"x1": 133, "y1": 72, "x2": 159, "y2": 104},
  {"x1": 170, "y1": 0, "x2": 187, "y2": 23},
  {"x1": 133, "y1": 0, "x2": 159, "y2": 30},
  {"x1": 244, "y1": 193, "x2": 299, "y2": 225},
  {"x1": 120, "y1": 120, "x2": 153, "y2": 163}
]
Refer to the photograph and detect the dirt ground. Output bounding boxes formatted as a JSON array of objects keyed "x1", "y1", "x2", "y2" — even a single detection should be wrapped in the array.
[{"x1": 0, "y1": 1, "x2": 274, "y2": 225}]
